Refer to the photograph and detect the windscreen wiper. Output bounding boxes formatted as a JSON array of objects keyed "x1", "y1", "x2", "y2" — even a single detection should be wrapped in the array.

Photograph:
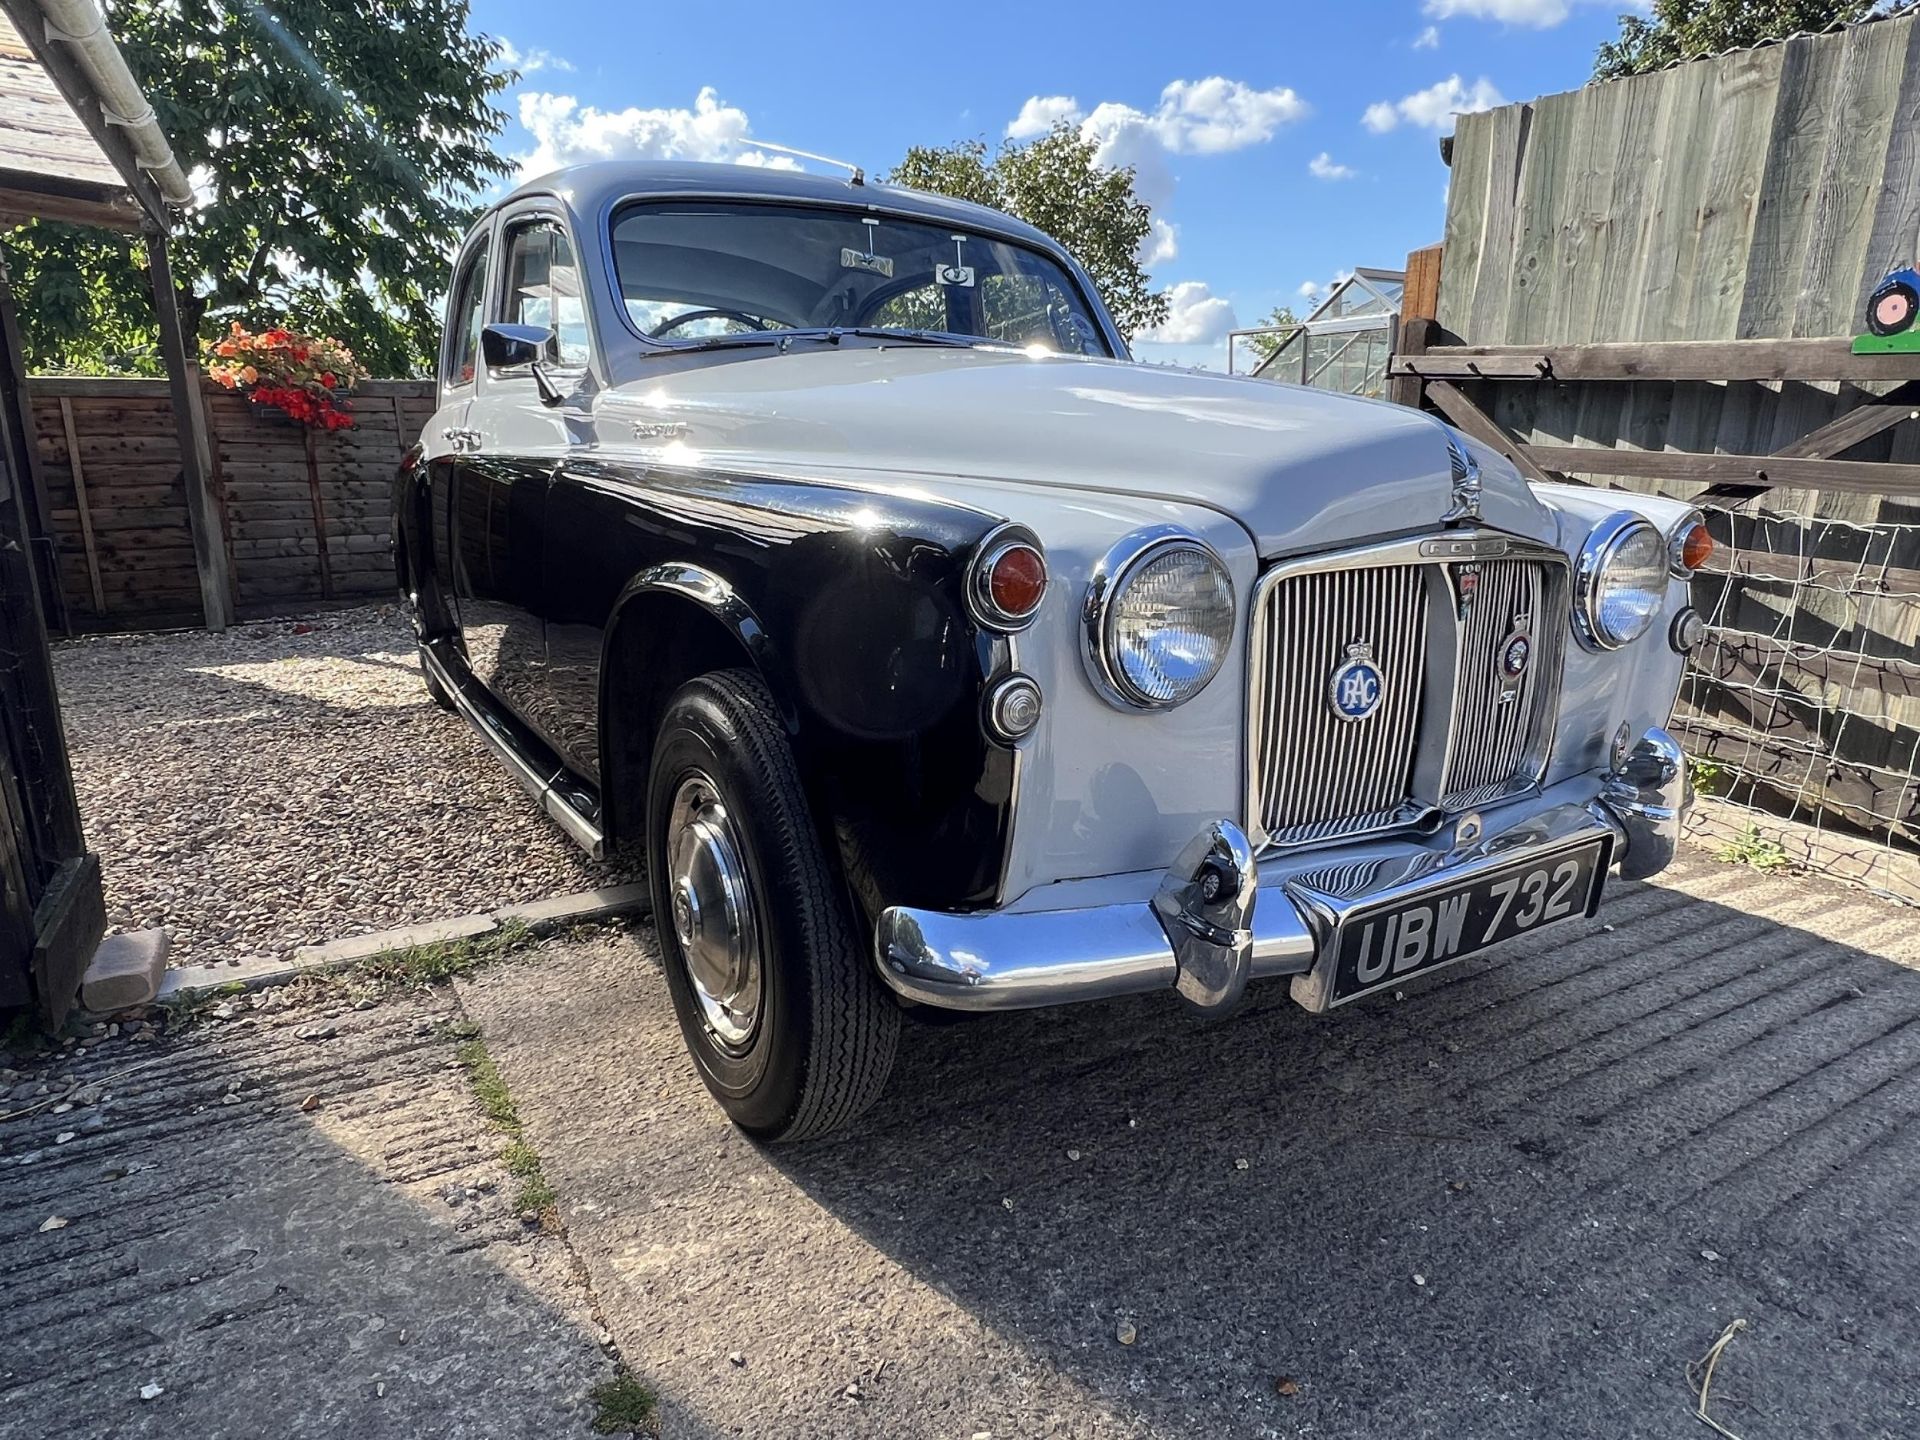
[{"x1": 667, "y1": 327, "x2": 982, "y2": 355}]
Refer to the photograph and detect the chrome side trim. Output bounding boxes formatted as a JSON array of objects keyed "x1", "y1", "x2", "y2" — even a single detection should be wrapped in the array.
[{"x1": 421, "y1": 645, "x2": 607, "y2": 859}]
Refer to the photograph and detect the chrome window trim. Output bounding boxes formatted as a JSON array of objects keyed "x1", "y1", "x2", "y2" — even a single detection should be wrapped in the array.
[
  {"x1": 1079, "y1": 525, "x2": 1234, "y2": 711},
  {"x1": 596, "y1": 191, "x2": 1127, "y2": 359},
  {"x1": 1573, "y1": 510, "x2": 1662, "y2": 652},
  {"x1": 1242, "y1": 528, "x2": 1569, "y2": 854},
  {"x1": 965, "y1": 521, "x2": 1046, "y2": 633}
]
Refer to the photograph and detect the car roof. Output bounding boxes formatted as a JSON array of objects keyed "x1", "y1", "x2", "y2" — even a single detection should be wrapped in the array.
[{"x1": 497, "y1": 160, "x2": 1062, "y2": 252}]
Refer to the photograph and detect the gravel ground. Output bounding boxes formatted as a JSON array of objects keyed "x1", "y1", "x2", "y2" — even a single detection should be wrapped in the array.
[{"x1": 53, "y1": 606, "x2": 637, "y2": 968}]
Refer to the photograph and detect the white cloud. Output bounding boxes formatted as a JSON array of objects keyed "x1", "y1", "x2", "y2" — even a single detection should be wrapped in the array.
[
  {"x1": 495, "y1": 37, "x2": 574, "y2": 74},
  {"x1": 1422, "y1": 0, "x2": 1643, "y2": 27},
  {"x1": 1423, "y1": 0, "x2": 1569, "y2": 24},
  {"x1": 1144, "y1": 217, "x2": 1180, "y2": 266},
  {"x1": 1309, "y1": 152, "x2": 1355, "y2": 181},
  {"x1": 1363, "y1": 75, "x2": 1505, "y2": 133},
  {"x1": 1003, "y1": 77, "x2": 1305, "y2": 274},
  {"x1": 515, "y1": 88, "x2": 799, "y2": 179},
  {"x1": 1414, "y1": 24, "x2": 1441, "y2": 48},
  {"x1": 1136, "y1": 280, "x2": 1238, "y2": 345},
  {"x1": 1297, "y1": 281, "x2": 1323, "y2": 300},
  {"x1": 1006, "y1": 95, "x2": 1082, "y2": 140}
]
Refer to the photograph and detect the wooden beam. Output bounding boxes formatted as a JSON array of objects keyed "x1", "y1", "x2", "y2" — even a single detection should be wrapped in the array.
[
  {"x1": 1773, "y1": 380, "x2": 1920, "y2": 458},
  {"x1": 1389, "y1": 316, "x2": 1438, "y2": 410},
  {"x1": 1391, "y1": 337, "x2": 1920, "y2": 384},
  {"x1": 1424, "y1": 379, "x2": 1565, "y2": 486},
  {"x1": 144, "y1": 230, "x2": 233, "y2": 630},
  {"x1": 56, "y1": 396, "x2": 105, "y2": 617},
  {"x1": 0, "y1": 0, "x2": 170, "y2": 229},
  {"x1": 1523, "y1": 443, "x2": 1920, "y2": 496},
  {"x1": 0, "y1": 180, "x2": 142, "y2": 230},
  {"x1": 1402, "y1": 243, "x2": 1443, "y2": 324}
]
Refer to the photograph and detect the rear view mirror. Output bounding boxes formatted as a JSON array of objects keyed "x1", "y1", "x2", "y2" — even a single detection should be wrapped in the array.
[{"x1": 481, "y1": 322, "x2": 554, "y2": 369}]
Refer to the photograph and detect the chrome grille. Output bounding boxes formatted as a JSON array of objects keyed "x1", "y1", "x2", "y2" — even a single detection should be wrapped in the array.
[
  {"x1": 1251, "y1": 563, "x2": 1429, "y2": 844},
  {"x1": 1439, "y1": 557, "x2": 1560, "y2": 809},
  {"x1": 1247, "y1": 535, "x2": 1566, "y2": 851}
]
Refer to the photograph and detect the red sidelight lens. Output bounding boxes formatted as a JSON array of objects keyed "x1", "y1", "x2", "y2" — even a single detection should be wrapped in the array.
[{"x1": 988, "y1": 543, "x2": 1047, "y2": 618}]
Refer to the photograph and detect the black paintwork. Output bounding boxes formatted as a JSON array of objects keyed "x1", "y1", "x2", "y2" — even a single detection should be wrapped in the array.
[{"x1": 396, "y1": 450, "x2": 1016, "y2": 917}]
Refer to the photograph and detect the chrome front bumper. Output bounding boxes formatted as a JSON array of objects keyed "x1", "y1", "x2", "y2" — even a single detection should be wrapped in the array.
[{"x1": 875, "y1": 727, "x2": 1686, "y2": 1017}]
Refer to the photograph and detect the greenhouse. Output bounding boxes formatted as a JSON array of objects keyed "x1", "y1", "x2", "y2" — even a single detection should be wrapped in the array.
[{"x1": 1237, "y1": 267, "x2": 1405, "y2": 398}]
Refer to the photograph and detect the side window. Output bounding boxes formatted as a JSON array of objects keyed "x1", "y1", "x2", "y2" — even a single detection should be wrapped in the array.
[
  {"x1": 443, "y1": 238, "x2": 489, "y2": 390},
  {"x1": 502, "y1": 221, "x2": 591, "y2": 370},
  {"x1": 980, "y1": 274, "x2": 1096, "y2": 354}
]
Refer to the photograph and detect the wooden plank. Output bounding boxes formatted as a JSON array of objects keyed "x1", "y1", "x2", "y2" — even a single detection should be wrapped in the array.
[
  {"x1": 1773, "y1": 381, "x2": 1920, "y2": 458},
  {"x1": 1523, "y1": 443, "x2": 1920, "y2": 494},
  {"x1": 1631, "y1": 54, "x2": 1716, "y2": 341},
  {"x1": 1402, "y1": 245, "x2": 1442, "y2": 325},
  {"x1": 1425, "y1": 380, "x2": 1563, "y2": 485},
  {"x1": 1393, "y1": 338, "x2": 1920, "y2": 382},
  {"x1": 1505, "y1": 88, "x2": 1576, "y2": 345},
  {"x1": 1790, "y1": 19, "x2": 1909, "y2": 339},
  {"x1": 1736, "y1": 34, "x2": 1835, "y2": 339},
  {"x1": 146, "y1": 233, "x2": 227, "y2": 630},
  {"x1": 1440, "y1": 109, "x2": 1493, "y2": 338},
  {"x1": 56, "y1": 397, "x2": 104, "y2": 617},
  {"x1": 303, "y1": 426, "x2": 333, "y2": 600},
  {"x1": 1683, "y1": 45, "x2": 1782, "y2": 340},
  {"x1": 1861, "y1": 13, "x2": 1920, "y2": 318}
]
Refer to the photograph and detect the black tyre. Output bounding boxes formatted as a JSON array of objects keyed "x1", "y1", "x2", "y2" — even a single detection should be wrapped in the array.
[
  {"x1": 418, "y1": 648, "x2": 456, "y2": 712},
  {"x1": 1868, "y1": 280, "x2": 1917, "y2": 337},
  {"x1": 646, "y1": 669, "x2": 898, "y2": 1141}
]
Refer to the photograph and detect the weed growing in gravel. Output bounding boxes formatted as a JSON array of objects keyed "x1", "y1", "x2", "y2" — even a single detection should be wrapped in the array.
[
  {"x1": 1718, "y1": 823, "x2": 1793, "y2": 873},
  {"x1": 453, "y1": 1033, "x2": 560, "y2": 1216},
  {"x1": 588, "y1": 1372, "x2": 658, "y2": 1435}
]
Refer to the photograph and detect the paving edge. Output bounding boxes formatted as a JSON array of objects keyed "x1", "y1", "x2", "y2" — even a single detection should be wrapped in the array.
[{"x1": 150, "y1": 882, "x2": 651, "y2": 1004}]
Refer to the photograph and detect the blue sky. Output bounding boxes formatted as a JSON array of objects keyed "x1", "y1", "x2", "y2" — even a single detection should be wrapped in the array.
[{"x1": 466, "y1": 0, "x2": 1645, "y2": 368}]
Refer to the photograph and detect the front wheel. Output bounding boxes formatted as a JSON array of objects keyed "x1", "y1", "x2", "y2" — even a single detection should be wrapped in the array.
[{"x1": 646, "y1": 669, "x2": 898, "y2": 1141}]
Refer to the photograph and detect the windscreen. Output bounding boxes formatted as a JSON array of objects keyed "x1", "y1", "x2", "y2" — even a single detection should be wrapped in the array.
[{"x1": 609, "y1": 199, "x2": 1113, "y2": 356}]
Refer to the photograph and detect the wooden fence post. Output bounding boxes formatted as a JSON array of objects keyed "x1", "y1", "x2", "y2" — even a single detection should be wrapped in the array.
[{"x1": 144, "y1": 228, "x2": 233, "y2": 632}]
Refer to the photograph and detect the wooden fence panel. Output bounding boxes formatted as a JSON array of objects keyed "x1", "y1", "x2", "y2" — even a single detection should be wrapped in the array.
[{"x1": 26, "y1": 376, "x2": 431, "y2": 632}]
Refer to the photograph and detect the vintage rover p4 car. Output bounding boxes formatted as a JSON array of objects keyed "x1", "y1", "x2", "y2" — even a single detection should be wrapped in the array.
[{"x1": 396, "y1": 161, "x2": 1705, "y2": 1140}]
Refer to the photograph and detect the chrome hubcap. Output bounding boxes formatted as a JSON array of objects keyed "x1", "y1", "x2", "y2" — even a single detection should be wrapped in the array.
[{"x1": 665, "y1": 773, "x2": 762, "y2": 1055}]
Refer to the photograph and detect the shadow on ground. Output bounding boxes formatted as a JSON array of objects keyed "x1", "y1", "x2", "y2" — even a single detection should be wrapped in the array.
[{"x1": 463, "y1": 850, "x2": 1920, "y2": 1439}]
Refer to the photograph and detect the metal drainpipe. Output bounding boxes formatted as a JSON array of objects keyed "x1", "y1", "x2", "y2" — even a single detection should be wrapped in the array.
[{"x1": 30, "y1": 0, "x2": 194, "y2": 206}]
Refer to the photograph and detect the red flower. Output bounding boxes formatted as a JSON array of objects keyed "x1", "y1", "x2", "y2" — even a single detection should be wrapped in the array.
[{"x1": 320, "y1": 372, "x2": 336, "y2": 389}]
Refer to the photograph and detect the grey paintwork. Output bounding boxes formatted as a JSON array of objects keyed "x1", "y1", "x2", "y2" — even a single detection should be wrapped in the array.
[{"x1": 430, "y1": 160, "x2": 1696, "y2": 907}]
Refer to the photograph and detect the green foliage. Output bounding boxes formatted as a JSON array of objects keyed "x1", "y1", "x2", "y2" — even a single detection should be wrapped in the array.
[
  {"x1": 1595, "y1": 0, "x2": 1881, "y2": 80},
  {"x1": 588, "y1": 1373, "x2": 659, "y2": 1435},
  {"x1": 1717, "y1": 822, "x2": 1793, "y2": 872},
  {"x1": 453, "y1": 1030, "x2": 560, "y2": 1215},
  {"x1": 351, "y1": 920, "x2": 534, "y2": 989},
  {"x1": 887, "y1": 125, "x2": 1169, "y2": 341},
  {"x1": 6, "y1": 0, "x2": 513, "y2": 376},
  {"x1": 1243, "y1": 304, "x2": 1302, "y2": 366},
  {"x1": 1689, "y1": 756, "x2": 1725, "y2": 797}
]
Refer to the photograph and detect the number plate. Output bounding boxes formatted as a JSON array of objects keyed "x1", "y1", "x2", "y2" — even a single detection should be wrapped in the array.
[{"x1": 1329, "y1": 838, "x2": 1609, "y2": 1004}]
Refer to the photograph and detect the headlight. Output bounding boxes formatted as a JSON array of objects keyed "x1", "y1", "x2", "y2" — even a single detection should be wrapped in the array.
[
  {"x1": 1084, "y1": 531, "x2": 1235, "y2": 709},
  {"x1": 1574, "y1": 512, "x2": 1667, "y2": 650}
]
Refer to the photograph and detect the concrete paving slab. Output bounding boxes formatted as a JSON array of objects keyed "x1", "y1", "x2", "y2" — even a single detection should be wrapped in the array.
[
  {"x1": 458, "y1": 848, "x2": 1920, "y2": 1439},
  {"x1": 0, "y1": 985, "x2": 618, "y2": 1440}
]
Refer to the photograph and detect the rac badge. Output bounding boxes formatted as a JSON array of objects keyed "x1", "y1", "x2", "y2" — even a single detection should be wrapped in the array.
[{"x1": 1330, "y1": 642, "x2": 1386, "y2": 722}]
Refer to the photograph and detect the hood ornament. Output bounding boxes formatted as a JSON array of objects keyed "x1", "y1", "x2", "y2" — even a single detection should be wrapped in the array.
[{"x1": 1441, "y1": 430, "x2": 1482, "y2": 524}]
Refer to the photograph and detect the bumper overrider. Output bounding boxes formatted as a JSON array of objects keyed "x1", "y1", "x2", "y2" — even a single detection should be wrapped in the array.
[{"x1": 876, "y1": 728, "x2": 1687, "y2": 1016}]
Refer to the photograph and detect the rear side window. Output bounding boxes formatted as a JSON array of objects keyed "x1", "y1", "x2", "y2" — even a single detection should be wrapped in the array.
[
  {"x1": 501, "y1": 220, "x2": 591, "y2": 369},
  {"x1": 443, "y1": 238, "x2": 489, "y2": 389}
]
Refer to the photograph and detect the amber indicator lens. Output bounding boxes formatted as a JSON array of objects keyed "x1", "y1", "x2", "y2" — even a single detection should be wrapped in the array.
[
  {"x1": 1679, "y1": 522, "x2": 1714, "y2": 572},
  {"x1": 987, "y1": 543, "x2": 1047, "y2": 619}
]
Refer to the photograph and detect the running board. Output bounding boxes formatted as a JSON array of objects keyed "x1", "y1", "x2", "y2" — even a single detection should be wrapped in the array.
[{"x1": 420, "y1": 645, "x2": 607, "y2": 860}]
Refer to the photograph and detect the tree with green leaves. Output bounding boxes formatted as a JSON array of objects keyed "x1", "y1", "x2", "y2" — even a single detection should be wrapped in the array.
[
  {"x1": 6, "y1": 0, "x2": 512, "y2": 376},
  {"x1": 1594, "y1": 0, "x2": 1880, "y2": 81},
  {"x1": 1242, "y1": 304, "x2": 1301, "y2": 366},
  {"x1": 887, "y1": 125, "x2": 1169, "y2": 341}
]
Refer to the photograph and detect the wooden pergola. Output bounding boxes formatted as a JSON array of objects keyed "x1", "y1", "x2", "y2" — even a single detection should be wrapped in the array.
[{"x1": 0, "y1": 0, "x2": 213, "y2": 1024}]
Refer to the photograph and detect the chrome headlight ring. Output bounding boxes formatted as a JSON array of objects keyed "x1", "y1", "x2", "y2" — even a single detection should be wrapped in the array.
[
  {"x1": 1573, "y1": 510, "x2": 1668, "y2": 651},
  {"x1": 1082, "y1": 526, "x2": 1236, "y2": 710}
]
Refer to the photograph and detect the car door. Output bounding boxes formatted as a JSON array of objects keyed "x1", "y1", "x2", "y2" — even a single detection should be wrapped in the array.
[{"x1": 455, "y1": 210, "x2": 594, "y2": 750}]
